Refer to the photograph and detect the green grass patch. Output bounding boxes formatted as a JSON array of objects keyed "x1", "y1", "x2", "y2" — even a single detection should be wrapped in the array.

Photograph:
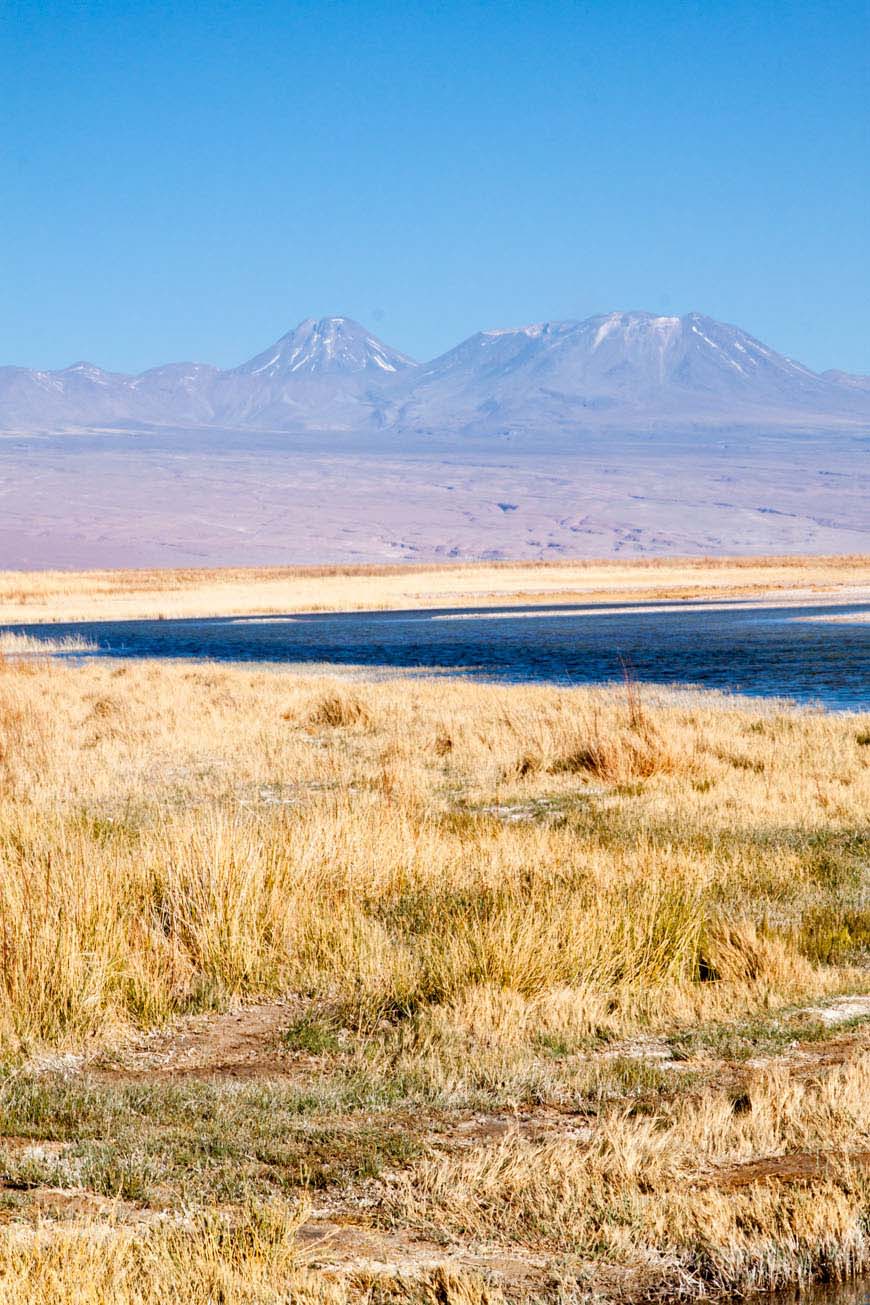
[{"x1": 0, "y1": 1072, "x2": 425, "y2": 1207}]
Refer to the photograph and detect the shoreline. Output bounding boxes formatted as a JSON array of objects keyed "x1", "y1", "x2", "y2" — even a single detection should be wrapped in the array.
[{"x1": 1, "y1": 554, "x2": 869, "y2": 627}]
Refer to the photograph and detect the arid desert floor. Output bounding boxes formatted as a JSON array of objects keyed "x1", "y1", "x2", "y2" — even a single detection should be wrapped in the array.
[{"x1": 1, "y1": 425, "x2": 867, "y2": 569}]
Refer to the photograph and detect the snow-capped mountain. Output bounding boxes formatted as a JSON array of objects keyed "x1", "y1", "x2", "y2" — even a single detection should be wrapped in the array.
[
  {"x1": 0, "y1": 311, "x2": 868, "y2": 434},
  {"x1": 0, "y1": 359, "x2": 220, "y2": 428},
  {"x1": 387, "y1": 312, "x2": 869, "y2": 433},
  {"x1": 0, "y1": 362, "x2": 140, "y2": 428},
  {"x1": 235, "y1": 317, "x2": 415, "y2": 379},
  {"x1": 209, "y1": 318, "x2": 416, "y2": 429}
]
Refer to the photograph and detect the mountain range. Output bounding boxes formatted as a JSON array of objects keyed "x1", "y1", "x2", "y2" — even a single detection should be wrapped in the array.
[{"x1": 2, "y1": 312, "x2": 868, "y2": 435}]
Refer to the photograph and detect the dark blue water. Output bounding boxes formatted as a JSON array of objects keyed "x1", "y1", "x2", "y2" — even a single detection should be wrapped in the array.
[{"x1": 5, "y1": 597, "x2": 869, "y2": 710}]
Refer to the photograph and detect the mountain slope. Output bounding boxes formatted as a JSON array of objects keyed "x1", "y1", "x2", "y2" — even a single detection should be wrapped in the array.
[
  {"x1": 822, "y1": 369, "x2": 870, "y2": 394},
  {"x1": 0, "y1": 311, "x2": 867, "y2": 434},
  {"x1": 387, "y1": 312, "x2": 870, "y2": 433},
  {"x1": 234, "y1": 317, "x2": 415, "y2": 379},
  {"x1": 209, "y1": 318, "x2": 417, "y2": 429}
]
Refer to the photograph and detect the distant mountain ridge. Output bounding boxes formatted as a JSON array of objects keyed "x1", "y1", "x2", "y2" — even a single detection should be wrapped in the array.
[{"x1": 1, "y1": 311, "x2": 868, "y2": 435}]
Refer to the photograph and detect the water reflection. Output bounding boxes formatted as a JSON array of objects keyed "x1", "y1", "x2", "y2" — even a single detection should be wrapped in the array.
[{"x1": 771, "y1": 1280, "x2": 870, "y2": 1305}]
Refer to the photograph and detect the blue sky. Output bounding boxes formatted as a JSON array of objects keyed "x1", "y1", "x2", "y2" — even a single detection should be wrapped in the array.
[{"x1": 1, "y1": 0, "x2": 868, "y2": 373}]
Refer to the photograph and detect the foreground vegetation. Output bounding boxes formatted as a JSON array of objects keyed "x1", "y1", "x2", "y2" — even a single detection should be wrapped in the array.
[{"x1": 0, "y1": 648, "x2": 868, "y2": 1301}]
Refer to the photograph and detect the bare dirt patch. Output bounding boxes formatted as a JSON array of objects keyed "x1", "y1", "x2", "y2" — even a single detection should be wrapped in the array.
[
  {"x1": 295, "y1": 1217, "x2": 557, "y2": 1293},
  {"x1": 711, "y1": 1149, "x2": 870, "y2": 1192},
  {"x1": 90, "y1": 999, "x2": 300, "y2": 1081}
]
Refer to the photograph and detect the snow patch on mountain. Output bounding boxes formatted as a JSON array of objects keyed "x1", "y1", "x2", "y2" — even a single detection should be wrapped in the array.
[{"x1": 235, "y1": 317, "x2": 416, "y2": 380}]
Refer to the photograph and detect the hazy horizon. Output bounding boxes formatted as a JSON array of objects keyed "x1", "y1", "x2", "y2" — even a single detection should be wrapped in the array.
[{"x1": 2, "y1": 0, "x2": 869, "y2": 375}]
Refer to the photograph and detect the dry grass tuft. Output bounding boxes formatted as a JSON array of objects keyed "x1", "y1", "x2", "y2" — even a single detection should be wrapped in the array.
[
  {"x1": 506, "y1": 689, "x2": 682, "y2": 782},
  {"x1": 0, "y1": 1215, "x2": 503, "y2": 1305},
  {"x1": 306, "y1": 690, "x2": 372, "y2": 729},
  {"x1": 0, "y1": 1204, "x2": 322, "y2": 1305}
]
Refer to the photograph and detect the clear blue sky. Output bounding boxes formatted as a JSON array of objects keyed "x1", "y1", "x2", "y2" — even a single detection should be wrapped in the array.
[{"x1": 1, "y1": 0, "x2": 868, "y2": 374}]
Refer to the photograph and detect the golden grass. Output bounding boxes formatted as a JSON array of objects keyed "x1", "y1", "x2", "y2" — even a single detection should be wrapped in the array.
[
  {"x1": 0, "y1": 656, "x2": 866, "y2": 1048},
  {"x1": 0, "y1": 1214, "x2": 497, "y2": 1305},
  {"x1": 0, "y1": 632, "x2": 96, "y2": 654},
  {"x1": 399, "y1": 1050, "x2": 870, "y2": 1248},
  {"x1": 0, "y1": 553, "x2": 868, "y2": 623},
  {"x1": 0, "y1": 652, "x2": 869, "y2": 1299},
  {"x1": 0, "y1": 1204, "x2": 348, "y2": 1305},
  {"x1": 397, "y1": 1055, "x2": 870, "y2": 1294}
]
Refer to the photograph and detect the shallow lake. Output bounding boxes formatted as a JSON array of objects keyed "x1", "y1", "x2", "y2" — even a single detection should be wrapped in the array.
[
  {"x1": 771, "y1": 1282, "x2": 870, "y2": 1305},
  {"x1": 5, "y1": 596, "x2": 869, "y2": 710}
]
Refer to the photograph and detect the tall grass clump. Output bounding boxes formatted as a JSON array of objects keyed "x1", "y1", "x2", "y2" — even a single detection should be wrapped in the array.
[{"x1": 304, "y1": 690, "x2": 372, "y2": 728}]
